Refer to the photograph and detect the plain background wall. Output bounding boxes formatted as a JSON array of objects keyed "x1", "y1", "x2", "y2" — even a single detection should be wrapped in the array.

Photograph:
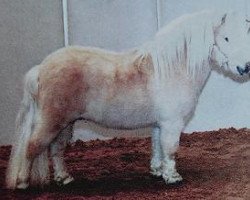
[
  {"x1": 1, "y1": 0, "x2": 250, "y2": 144},
  {"x1": 0, "y1": 0, "x2": 64, "y2": 145},
  {"x1": 68, "y1": 0, "x2": 158, "y2": 51}
]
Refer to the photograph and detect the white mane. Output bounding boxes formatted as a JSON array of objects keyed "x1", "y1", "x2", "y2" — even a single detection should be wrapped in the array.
[{"x1": 138, "y1": 10, "x2": 226, "y2": 90}]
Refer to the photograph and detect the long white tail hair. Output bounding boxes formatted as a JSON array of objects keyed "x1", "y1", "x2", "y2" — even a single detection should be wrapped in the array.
[{"x1": 6, "y1": 65, "x2": 49, "y2": 188}]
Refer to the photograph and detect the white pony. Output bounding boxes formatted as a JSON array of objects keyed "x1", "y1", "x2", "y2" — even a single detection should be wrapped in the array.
[{"x1": 6, "y1": 10, "x2": 250, "y2": 189}]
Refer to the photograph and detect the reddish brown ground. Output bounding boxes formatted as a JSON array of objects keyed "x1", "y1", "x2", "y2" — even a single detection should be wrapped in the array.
[{"x1": 0, "y1": 128, "x2": 249, "y2": 199}]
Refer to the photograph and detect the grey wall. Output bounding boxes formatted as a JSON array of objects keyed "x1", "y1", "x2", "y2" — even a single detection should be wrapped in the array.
[
  {"x1": 68, "y1": 0, "x2": 158, "y2": 51},
  {"x1": 0, "y1": 0, "x2": 64, "y2": 145}
]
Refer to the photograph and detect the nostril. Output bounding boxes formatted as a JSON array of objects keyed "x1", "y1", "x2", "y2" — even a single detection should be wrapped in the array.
[
  {"x1": 245, "y1": 62, "x2": 250, "y2": 73},
  {"x1": 237, "y1": 66, "x2": 245, "y2": 75},
  {"x1": 245, "y1": 62, "x2": 250, "y2": 67}
]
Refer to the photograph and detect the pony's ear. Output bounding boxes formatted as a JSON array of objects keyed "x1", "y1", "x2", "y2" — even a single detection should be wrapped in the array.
[{"x1": 221, "y1": 14, "x2": 227, "y2": 25}]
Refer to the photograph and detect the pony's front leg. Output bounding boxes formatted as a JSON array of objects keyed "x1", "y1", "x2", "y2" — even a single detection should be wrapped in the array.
[
  {"x1": 150, "y1": 126, "x2": 162, "y2": 176},
  {"x1": 160, "y1": 119, "x2": 183, "y2": 184}
]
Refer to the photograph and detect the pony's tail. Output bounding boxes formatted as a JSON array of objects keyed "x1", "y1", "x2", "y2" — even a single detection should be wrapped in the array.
[{"x1": 6, "y1": 65, "x2": 49, "y2": 189}]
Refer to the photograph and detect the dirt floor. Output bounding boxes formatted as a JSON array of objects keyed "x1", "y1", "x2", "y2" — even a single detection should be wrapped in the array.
[{"x1": 0, "y1": 128, "x2": 249, "y2": 199}]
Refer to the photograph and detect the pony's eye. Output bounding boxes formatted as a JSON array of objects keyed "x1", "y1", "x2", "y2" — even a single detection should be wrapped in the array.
[{"x1": 224, "y1": 37, "x2": 229, "y2": 42}]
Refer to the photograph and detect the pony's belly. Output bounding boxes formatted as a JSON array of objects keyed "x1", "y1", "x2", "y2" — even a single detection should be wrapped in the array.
[
  {"x1": 102, "y1": 105, "x2": 156, "y2": 129},
  {"x1": 83, "y1": 98, "x2": 156, "y2": 129}
]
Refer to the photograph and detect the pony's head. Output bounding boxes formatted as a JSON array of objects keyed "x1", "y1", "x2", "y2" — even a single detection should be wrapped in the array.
[{"x1": 212, "y1": 12, "x2": 250, "y2": 76}]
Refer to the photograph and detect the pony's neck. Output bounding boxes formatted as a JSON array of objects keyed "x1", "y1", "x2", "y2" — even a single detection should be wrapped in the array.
[{"x1": 138, "y1": 10, "x2": 223, "y2": 94}]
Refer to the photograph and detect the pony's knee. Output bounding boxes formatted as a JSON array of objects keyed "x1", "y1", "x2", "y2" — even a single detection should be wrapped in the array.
[
  {"x1": 50, "y1": 142, "x2": 64, "y2": 157},
  {"x1": 27, "y1": 133, "x2": 56, "y2": 159},
  {"x1": 50, "y1": 127, "x2": 73, "y2": 156}
]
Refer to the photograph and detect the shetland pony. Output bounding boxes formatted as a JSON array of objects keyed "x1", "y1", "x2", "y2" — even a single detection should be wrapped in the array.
[{"x1": 6, "y1": 10, "x2": 250, "y2": 189}]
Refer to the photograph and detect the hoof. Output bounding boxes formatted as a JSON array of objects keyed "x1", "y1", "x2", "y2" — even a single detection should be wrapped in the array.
[
  {"x1": 62, "y1": 176, "x2": 74, "y2": 185},
  {"x1": 150, "y1": 160, "x2": 162, "y2": 177},
  {"x1": 150, "y1": 168, "x2": 162, "y2": 177},
  {"x1": 16, "y1": 182, "x2": 29, "y2": 189},
  {"x1": 55, "y1": 174, "x2": 74, "y2": 186},
  {"x1": 162, "y1": 172, "x2": 183, "y2": 184}
]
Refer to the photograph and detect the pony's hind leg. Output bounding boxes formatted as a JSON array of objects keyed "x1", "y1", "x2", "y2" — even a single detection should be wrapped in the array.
[
  {"x1": 160, "y1": 119, "x2": 184, "y2": 184},
  {"x1": 14, "y1": 120, "x2": 53, "y2": 189},
  {"x1": 23, "y1": 118, "x2": 65, "y2": 187},
  {"x1": 150, "y1": 126, "x2": 163, "y2": 177},
  {"x1": 50, "y1": 124, "x2": 74, "y2": 185}
]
